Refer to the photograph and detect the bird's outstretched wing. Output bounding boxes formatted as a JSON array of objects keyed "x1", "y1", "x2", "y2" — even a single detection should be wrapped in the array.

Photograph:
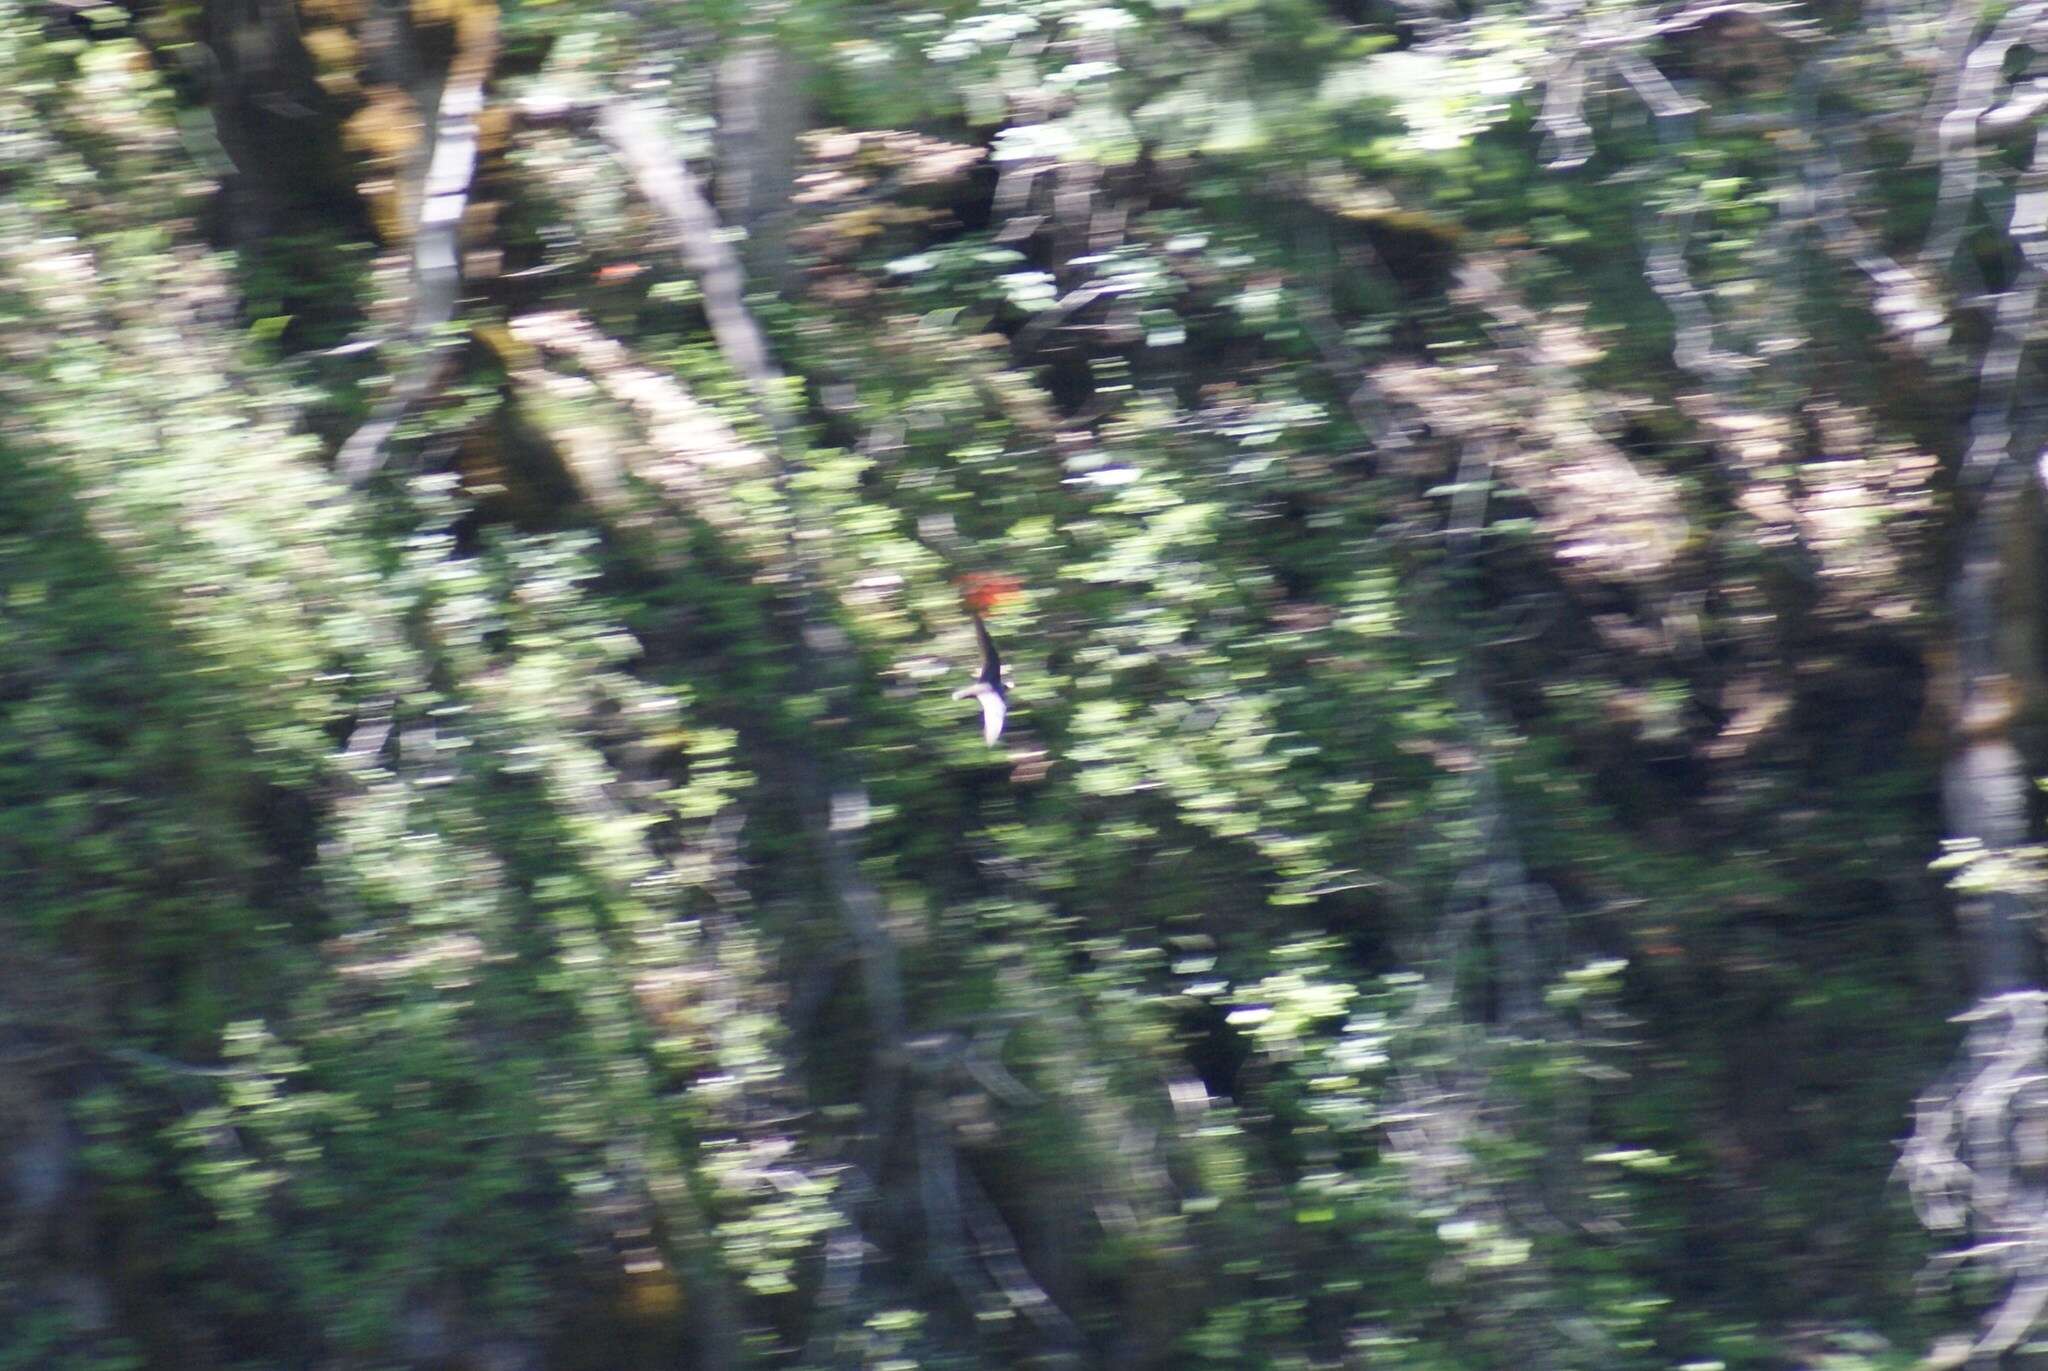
[
  {"x1": 954, "y1": 682, "x2": 1008, "y2": 746},
  {"x1": 954, "y1": 611, "x2": 1008, "y2": 745}
]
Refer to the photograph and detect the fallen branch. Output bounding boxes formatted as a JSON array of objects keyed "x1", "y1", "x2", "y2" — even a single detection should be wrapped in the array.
[{"x1": 1901, "y1": 995, "x2": 2048, "y2": 1362}]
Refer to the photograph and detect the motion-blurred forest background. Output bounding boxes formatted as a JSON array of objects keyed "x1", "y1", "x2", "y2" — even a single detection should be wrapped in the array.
[{"x1": 16, "y1": 0, "x2": 2048, "y2": 1366}]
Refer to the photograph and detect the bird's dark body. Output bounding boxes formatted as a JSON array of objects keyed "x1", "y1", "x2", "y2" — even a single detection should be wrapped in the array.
[{"x1": 956, "y1": 611, "x2": 1008, "y2": 745}]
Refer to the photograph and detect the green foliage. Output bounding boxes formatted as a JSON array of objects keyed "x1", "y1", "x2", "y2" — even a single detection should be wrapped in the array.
[{"x1": 0, "y1": 0, "x2": 1982, "y2": 1367}]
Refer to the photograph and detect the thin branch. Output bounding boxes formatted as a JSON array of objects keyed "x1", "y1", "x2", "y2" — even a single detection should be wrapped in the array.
[{"x1": 337, "y1": 8, "x2": 498, "y2": 485}]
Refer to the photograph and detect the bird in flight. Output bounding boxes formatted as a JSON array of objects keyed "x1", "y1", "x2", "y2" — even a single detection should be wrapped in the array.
[{"x1": 954, "y1": 573, "x2": 1020, "y2": 746}]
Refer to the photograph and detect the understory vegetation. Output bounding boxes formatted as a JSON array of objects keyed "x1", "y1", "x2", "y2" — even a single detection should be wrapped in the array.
[{"x1": 5, "y1": 0, "x2": 2048, "y2": 1367}]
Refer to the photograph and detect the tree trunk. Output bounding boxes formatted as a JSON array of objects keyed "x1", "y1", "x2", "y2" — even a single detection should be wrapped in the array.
[{"x1": 715, "y1": 40, "x2": 805, "y2": 299}]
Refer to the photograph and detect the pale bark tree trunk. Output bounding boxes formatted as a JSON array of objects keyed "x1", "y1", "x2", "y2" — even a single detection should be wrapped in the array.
[
  {"x1": 1945, "y1": 465, "x2": 2039, "y2": 997},
  {"x1": 715, "y1": 40, "x2": 805, "y2": 299}
]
